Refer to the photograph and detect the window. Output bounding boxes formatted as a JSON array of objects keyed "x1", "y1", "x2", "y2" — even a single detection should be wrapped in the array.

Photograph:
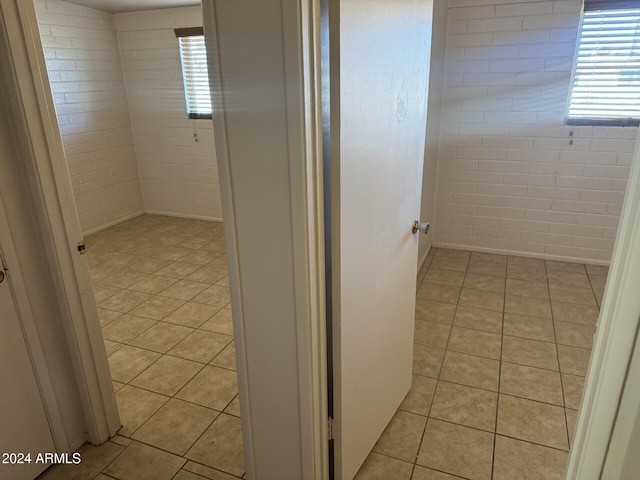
[
  {"x1": 566, "y1": 0, "x2": 640, "y2": 126},
  {"x1": 175, "y1": 27, "x2": 212, "y2": 119}
]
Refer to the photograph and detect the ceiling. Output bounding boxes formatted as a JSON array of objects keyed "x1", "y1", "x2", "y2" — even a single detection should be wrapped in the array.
[{"x1": 63, "y1": 0, "x2": 199, "y2": 13}]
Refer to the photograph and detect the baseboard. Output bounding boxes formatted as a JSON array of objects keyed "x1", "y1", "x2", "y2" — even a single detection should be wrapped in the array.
[
  {"x1": 418, "y1": 243, "x2": 432, "y2": 270},
  {"x1": 82, "y1": 211, "x2": 145, "y2": 236},
  {"x1": 431, "y1": 242, "x2": 611, "y2": 267},
  {"x1": 144, "y1": 210, "x2": 224, "y2": 223}
]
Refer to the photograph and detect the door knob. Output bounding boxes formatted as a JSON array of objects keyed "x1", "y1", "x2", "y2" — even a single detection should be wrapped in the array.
[{"x1": 412, "y1": 220, "x2": 430, "y2": 235}]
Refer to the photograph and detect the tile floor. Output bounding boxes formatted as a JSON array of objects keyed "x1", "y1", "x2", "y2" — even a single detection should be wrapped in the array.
[
  {"x1": 40, "y1": 214, "x2": 244, "y2": 480},
  {"x1": 39, "y1": 216, "x2": 607, "y2": 480},
  {"x1": 355, "y1": 247, "x2": 606, "y2": 480}
]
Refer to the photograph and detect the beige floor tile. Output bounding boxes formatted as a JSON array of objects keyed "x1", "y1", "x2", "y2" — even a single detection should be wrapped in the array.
[
  {"x1": 129, "y1": 296, "x2": 186, "y2": 320},
  {"x1": 373, "y1": 410, "x2": 427, "y2": 462},
  {"x1": 100, "y1": 252, "x2": 138, "y2": 269},
  {"x1": 430, "y1": 381, "x2": 498, "y2": 432},
  {"x1": 467, "y1": 260, "x2": 506, "y2": 278},
  {"x1": 566, "y1": 408, "x2": 578, "y2": 447},
  {"x1": 412, "y1": 466, "x2": 462, "y2": 480},
  {"x1": 549, "y1": 284, "x2": 596, "y2": 306},
  {"x1": 200, "y1": 307, "x2": 235, "y2": 335},
  {"x1": 589, "y1": 274, "x2": 606, "y2": 290},
  {"x1": 453, "y1": 306, "x2": 502, "y2": 333},
  {"x1": 207, "y1": 254, "x2": 228, "y2": 268},
  {"x1": 562, "y1": 373, "x2": 585, "y2": 409},
  {"x1": 177, "y1": 365, "x2": 238, "y2": 410},
  {"x1": 129, "y1": 275, "x2": 178, "y2": 295},
  {"x1": 210, "y1": 341, "x2": 237, "y2": 370},
  {"x1": 98, "y1": 308, "x2": 123, "y2": 327},
  {"x1": 551, "y1": 301, "x2": 599, "y2": 325},
  {"x1": 354, "y1": 452, "x2": 413, "y2": 480},
  {"x1": 180, "y1": 250, "x2": 220, "y2": 266},
  {"x1": 547, "y1": 270, "x2": 591, "y2": 289},
  {"x1": 131, "y1": 355, "x2": 204, "y2": 396},
  {"x1": 186, "y1": 414, "x2": 244, "y2": 477},
  {"x1": 471, "y1": 252, "x2": 507, "y2": 264},
  {"x1": 129, "y1": 256, "x2": 172, "y2": 274},
  {"x1": 545, "y1": 260, "x2": 586, "y2": 274},
  {"x1": 414, "y1": 320, "x2": 451, "y2": 348},
  {"x1": 104, "y1": 441, "x2": 185, "y2": 480},
  {"x1": 434, "y1": 248, "x2": 470, "y2": 260},
  {"x1": 90, "y1": 265, "x2": 118, "y2": 283},
  {"x1": 39, "y1": 441, "x2": 124, "y2": 480},
  {"x1": 423, "y1": 268, "x2": 465, "y2": 288},
  {"x1": 98, "y1": 290, "x2": 152, "y2": 313},
  {"x1": 164, "y1": 302, "x2": 221, "y2": 328},
  {"x1": 462, "y1": 273, "x2": 505, "y2": 293},
  {"x1": 155, "y1": 261, "x2": 201, "y2": 279},
  {"x1": 105, "y1": 339, "x2": 124, "y2": 356},
  {"x1": 440, "y1": 351, "x2": 500, "y2": 391},
  {"x1": 224, "y1": 395, "x2": 241, "y2": 418},
  {"x1": 502, "y1": 336, "x2": 558, "y2": 371},
  {"x1": 400, "y1": 375, "x2": 437, "y2": 416},
  {"x1": 415, "y1": 299, "x2": 456, "y2": 324},
  {"x1": 102, "y1": 314, "x2": 156, "y2": 343},
  {"x1": 429, "y1": 256, "x2": 469, "y2": 273},
  {"x1": 112, "y1": 380, "x2": 125, "y2": 392},
  {"x1": 557, "y1": 345, "x2": 591, "y2": 376},
  {"x1": 115, "y1": 385, "x2": 169, "y2": 437},
  {"x1": 586, "y1": 264, "x2": 608, "y2": 276},
  {"x1": 417, "y1": 283, "x2": 461, "y2": 304},
  {"x1": 506, "y1": 264, "x2": 547, "y2": 283},
  {"x1": 458, "y1": 288, "x2": 504, "y2": 312},
  {"x1": 417, "y1": 419, "x2": 493, "y2": 480},
  {"x1": 132, "y1": 398, "x2": 218, "y2": 455},
  {"x1": 193, "y1": 285, "x2": 232, "y2": 307},
  {"x1": 98, "y1": 269, "x2": 149, "y2": 289},
  {"x1": 554, "y1": 321, "x2": 595, "y2": 349},
  {"x1": 413, "y1": 344, "x2": 445, "y2": 378},
  {"x1": 173, "y1": 470, "x2": 237, "y2": 480},
  {"x1": 186, "y1": 266, "x2": 228, "y2": 285},
  {"x1": 182, "y1": 461, "x2": 241, "y2": 480},
  {"x1": 169, "y1": 330, "x2": 233, "y2": 363},
  {"x1": 497, "y1": 395, "x2": 568, "y2": 450},
  {"x1": 448, "y1": 327, "x2": 502, "y2": 360},
  {"x1": 129, "y1": 322, "x2": 193, "y2": 353},
  {"x1": 159, "y1": 280, "x2": 210, "y2": 301},
  {"x1": 506, "y1": 279, "x2": 549, "y2": 300},
  {"x1": 152, "y1": 247, "x2": 193, "y2": 262},
  {"x1": 216, "y1": 276, "x2": 230, "y2": 287},
  {"x1": 493, "y1": 435, "x2": 568, "y2": 480},
  {"x1": 500, "y1": 362, "x2": 563, "y2": 406},
  {"x1": 108, "y1": 346, "x2": 161, "y2": 383},
  {"x1": 502, "y1": 313, "x2": 555, "y2": 343},
  {"x1": 504, "y1": 295, "x2": 552, "y2": 319},
  {"x1": 507, "y1": 256, "x2": 545, "y2": 268}
]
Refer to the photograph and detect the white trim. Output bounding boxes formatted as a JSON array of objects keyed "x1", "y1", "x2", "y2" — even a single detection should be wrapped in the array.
[
  {"x1": 143, "y1": 210, "x2": 223, "y2": 224},
  {"x1": 82, "y1": 211, "x2": 146, "y2": 236},
  {"x1": 565, "y1": 130, "x2": 640, "y2": 478},
  {"x1": 418, "y1": 244, "x2": 432, "y2": 271},
  {"x1": 0, "y1": 0, "x2": 120, "y2": 445},
  {"x1": 431, "y1": 241, "x2": 610, "y2": 266}
]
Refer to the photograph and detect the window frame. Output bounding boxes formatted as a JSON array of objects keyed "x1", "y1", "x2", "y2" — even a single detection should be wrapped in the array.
[
  {"x1": 565, "y1": 1, "x2": 640, "y2": 127},
  {"x1": 175, "y1": 27, "x2": 213, "y2": 120}
]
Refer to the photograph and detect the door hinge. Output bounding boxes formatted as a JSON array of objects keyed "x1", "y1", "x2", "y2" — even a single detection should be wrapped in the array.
[
  {"x1": 328, "y1": 416, "x2": 334, "y2": 440},
  {"x1": 77, "y1": 241, "x2": 87, "y2": 255}
]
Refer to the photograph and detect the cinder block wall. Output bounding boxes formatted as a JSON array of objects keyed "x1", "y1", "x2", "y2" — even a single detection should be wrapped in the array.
[{"x1": 434, "y1": 0, "x2": 637, "y2": 263}]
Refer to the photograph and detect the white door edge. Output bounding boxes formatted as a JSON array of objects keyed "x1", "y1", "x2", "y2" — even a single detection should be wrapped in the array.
[
  {"x1": 0, "y1": 0, "x2": 120, "y2": 445},
  {"x1": 565, "y1": 134, "x2": 640, "y2": 478}
]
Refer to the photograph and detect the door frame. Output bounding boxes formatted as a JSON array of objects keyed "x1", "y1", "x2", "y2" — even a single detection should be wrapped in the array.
[
  {"x1": 565, "y1": 135, "x2": 640, "y2": 478},
  {"x1": 0, "y1": 0, "x2": 120, "y2": 446}
]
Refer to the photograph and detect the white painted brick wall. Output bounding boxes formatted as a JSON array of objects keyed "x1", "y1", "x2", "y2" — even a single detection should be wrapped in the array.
[
  {"x1": 115, "y1": 8, "x2": 223, "y2": 221},
  {"x1": 35, "y1": 0, "x2": 144, "y2": 234},
  {"x1": 434, "y1": 0, "x2": 638, "y2": 263}
]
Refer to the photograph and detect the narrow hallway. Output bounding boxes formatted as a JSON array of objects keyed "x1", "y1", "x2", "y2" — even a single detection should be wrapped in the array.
[{"x1": 357, "y1": 247, "x2": 602, "y2": 480}]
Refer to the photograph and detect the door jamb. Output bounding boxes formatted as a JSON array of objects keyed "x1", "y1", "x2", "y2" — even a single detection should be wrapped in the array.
[{"x1": 0, "y1": 0, "x2": 120, "y2": 445}]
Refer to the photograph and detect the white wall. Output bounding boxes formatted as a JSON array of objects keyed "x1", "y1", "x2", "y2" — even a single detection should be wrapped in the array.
[
  {"x1": 419, "y1": 0, "x2": 447, "y2": 263},
  {"x1": 434, "y1": 0, "x2": 637, "y2": 264},
  {"x1": 115, "y1": 7, "x2": 223, "y2": 221},
  {"x1": 35, "y1": 0, "x2": 144, "y2": 234}
]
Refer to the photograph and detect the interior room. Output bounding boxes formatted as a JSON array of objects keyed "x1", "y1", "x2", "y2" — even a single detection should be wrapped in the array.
[{"x1": 25, "y1": 0, "x2": 636, "y2": 479}]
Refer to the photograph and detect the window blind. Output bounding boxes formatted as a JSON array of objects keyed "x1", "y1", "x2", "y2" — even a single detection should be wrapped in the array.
[
  {"x1": 175, "y1": 28, "x2": 212, "y2": 119},
  {"x1": 566, "y1": 7, "x2": 640, "y2": 125}
]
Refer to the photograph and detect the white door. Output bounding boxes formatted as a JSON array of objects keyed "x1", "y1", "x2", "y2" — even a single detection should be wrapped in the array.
[
  {"x1": 0, "y1": 247, "x2": 56, "y2": 480},
  {"x1": 330, "y1": 1, "x2": 433, "y2": 478}
]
